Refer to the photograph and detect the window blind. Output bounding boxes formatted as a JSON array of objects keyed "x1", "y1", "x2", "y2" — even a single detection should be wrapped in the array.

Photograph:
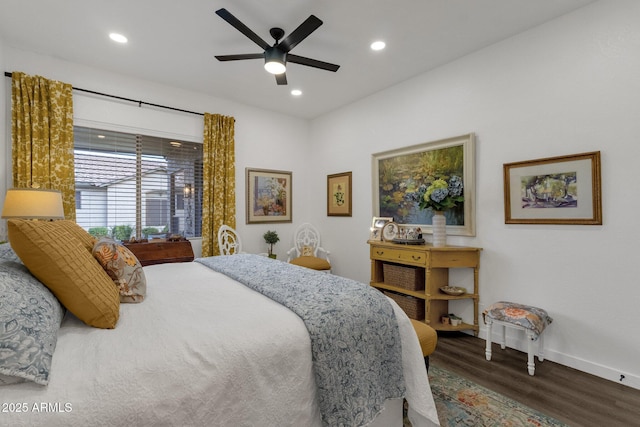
[{"x1": 74, "y1": 126, "x2": 203, "y2": 241}]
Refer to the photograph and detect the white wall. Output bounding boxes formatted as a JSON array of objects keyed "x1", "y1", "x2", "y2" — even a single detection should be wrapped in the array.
[
  {"x1": 1, "y1": 47, "x2": 311, "y2": 259},
  {"x1": 311, "y1": 0, "x2": 640, "y2": 388}
]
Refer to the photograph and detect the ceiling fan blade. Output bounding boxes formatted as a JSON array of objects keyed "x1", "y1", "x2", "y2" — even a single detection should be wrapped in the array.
[
  {"x1": 275, "y1": 73, "x2": 287, "y2": 85},
  {"x1": 215, "y1": 53, "x2": 264, "y2": 62},
  {"x1": 278, "y1": 15, "x2": 323, "y2": 53},
  {"x1": 215, "y1": 8, "x2": 270, "y2": 50},
  {"x1": 288, "y1": 54, "x2": 340, "y2": 72}
]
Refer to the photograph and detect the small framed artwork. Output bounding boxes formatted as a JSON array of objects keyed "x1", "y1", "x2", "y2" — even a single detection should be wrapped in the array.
[
  {"x1": 327, "y1": 171, "x2": 352, "y2": 216},
  {"x1": 246, "y1": 168, "x2": 292, "y2": 224},
  {"x1": 370, "y1": 216, "x2": 392, "y2": 241},
  {"x1": 503, "y1": 151, "x2": 602, "y2": 225}
]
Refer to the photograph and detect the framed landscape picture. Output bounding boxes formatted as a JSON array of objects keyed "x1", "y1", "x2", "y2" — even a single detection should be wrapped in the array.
[
  {"x1": 503, "y1": 151, "x2": 602, "y2": 225},
  {"x1": 246, "y1": 168, "x2": 292, "y2": 224},
  {"x1": 327, "y1": 171, "x2": 352, "y2": 216},
  {"x1": 372, "y1": 133, "x2": 476, "y2": 236}
]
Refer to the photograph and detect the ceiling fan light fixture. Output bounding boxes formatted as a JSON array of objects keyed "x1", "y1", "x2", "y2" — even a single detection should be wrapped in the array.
[
  {"x1": 265, "y1": 60, "x2": 286, "y2": 74},
  {"x1": 264, "y1": 47, "x2": 286, "y2": 74},
  {"x1": 370, "y1": 40, "x2": 386, "y2": 51},
  {"x1": 214, "y1": 9, "x2": 340, "y2": 84},
  {"x1": 109, "y1": 32, "x2": 128, "y2": 44}
]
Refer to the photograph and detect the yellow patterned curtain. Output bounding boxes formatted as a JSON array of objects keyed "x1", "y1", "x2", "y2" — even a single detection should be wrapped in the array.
[
  {"x1": 11, "y1": 72, "x2": 76, "y2": 220},
  {"x1": 201, "y1": 113, "x2": 236, "y2": 256}
]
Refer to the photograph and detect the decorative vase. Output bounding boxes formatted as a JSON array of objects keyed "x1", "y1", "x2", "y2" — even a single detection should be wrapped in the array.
[{"x1": 432, "y1": 211, "x2": 447, "y2": 247}]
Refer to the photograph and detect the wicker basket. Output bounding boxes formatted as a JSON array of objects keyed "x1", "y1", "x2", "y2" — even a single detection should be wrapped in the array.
[
  {"x1": 384, "y1": 291, "x2": 425, "y2": 320},
  {"x1": 383, "y1": 263, "x2": 425, "y2": 291}
]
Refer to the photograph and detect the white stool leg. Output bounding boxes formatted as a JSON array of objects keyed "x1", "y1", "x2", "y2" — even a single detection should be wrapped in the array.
[
  {"x1": 526, "y1": 330, "x2": 535, "y2": 376},
  {"x1": 500, "y1": 324, "x2": 507, "y2": 349},
  {"x1": 538, "y1": 332, "x2": 545, "y2": 362},
  {"x1": 485, "y1": 319, "x2": 493, "y2": 361}
]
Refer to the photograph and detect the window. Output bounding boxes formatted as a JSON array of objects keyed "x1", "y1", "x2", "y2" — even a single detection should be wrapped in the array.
[
  {"x1": 74, "y1": 126, "x2": 203, "y2": 240},
  {"x1": 75, "y1": 190, "x2": 82, "y2": 209}
]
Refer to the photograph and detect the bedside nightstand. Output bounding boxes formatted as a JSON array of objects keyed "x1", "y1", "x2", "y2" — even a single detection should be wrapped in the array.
[{"x1": 124, "y1": 241, "x2": 194, "y2": 266}]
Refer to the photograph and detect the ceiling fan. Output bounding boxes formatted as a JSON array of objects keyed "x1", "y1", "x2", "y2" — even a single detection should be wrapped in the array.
[{"x1": 214, "y1": 8, "x2": 340, "y2": 85}]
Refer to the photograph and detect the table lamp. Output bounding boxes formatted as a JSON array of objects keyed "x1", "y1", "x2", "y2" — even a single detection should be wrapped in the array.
[{"x1": 1, "y1": 188, "x2": 65, "y2": 220}]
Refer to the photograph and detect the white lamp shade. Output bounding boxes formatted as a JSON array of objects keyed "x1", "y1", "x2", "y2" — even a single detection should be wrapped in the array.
[{"x1": 1, "y1": 188, "x2": 65, "y2": 220}]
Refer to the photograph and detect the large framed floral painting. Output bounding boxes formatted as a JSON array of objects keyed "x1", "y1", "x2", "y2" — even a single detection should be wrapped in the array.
[
  {"x1": 503, "y1": 151, "x2": 602, "y2": 225},
  {"x1": 246, "y1": 168, "x2": 292, "y2": 224},
  {"x1": 372, "y1": 134, "x2": 476, "y2": 236}
]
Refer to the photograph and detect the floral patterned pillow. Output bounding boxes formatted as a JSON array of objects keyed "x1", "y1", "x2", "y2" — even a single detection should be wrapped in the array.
[
  {"x1": 0, "y1": 260, "x2": 64, "y2": 385},
  {"x1": 93, "y1": 238, "x2": 146, "y2": 303}
]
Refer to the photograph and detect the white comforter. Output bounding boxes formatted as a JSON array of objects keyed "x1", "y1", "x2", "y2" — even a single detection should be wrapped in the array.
[{"x1": 2, "y1": 262, "x2": 439, "y2": 427}]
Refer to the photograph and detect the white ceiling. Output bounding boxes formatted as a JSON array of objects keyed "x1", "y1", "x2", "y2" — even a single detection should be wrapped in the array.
[{"x1": 0, "y1": 0, "x2": 596, "y2": 119}]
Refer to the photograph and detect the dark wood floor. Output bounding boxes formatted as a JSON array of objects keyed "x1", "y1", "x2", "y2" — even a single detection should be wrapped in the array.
[{"x1": 430, "y1": 332, "x2": 640, "y2": 427}]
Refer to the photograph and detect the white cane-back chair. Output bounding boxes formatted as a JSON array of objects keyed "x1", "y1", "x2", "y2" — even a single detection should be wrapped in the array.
[
  {"x1": 286, "y1": 223, "x2": 331, "y2": 272},
  {"x1": 217, "y1": 225, "x2": 243, "y2": 255}
]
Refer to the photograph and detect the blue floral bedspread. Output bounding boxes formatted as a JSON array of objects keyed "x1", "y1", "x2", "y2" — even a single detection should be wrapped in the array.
[{"x1": 196, "y1": 254, "x2": 406, "y2": 427}]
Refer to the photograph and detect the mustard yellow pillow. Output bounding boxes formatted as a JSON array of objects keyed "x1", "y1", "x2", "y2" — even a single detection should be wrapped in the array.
[
  {"x1": 8, "y1": 219, "x2": 120, "y2": 329},
  {"x1": 290, "y1": 256, "x2": 331, "y2": 271},
  {"x1": 54, "y1": 220, "x2": 96, "y2": 252}
]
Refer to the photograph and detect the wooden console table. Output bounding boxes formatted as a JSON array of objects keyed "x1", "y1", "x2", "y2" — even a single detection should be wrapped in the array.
[
  {"x1": 124, "y1": 240, "x2": 194, "y2": 266},
  {"x1": 368, "y1": 240, "x2": 481, "y2": 335}
]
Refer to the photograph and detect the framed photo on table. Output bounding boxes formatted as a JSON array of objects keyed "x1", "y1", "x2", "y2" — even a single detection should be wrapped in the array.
[
  {"x1": 327, "y1": 171, "x2": 352, "y2": 216},
  {"x1": 503, "y1": 151, "x2": 602, "y2": 225},
  {"x1": 369, "y1": 216, "x2": 392, "y2": 241},
  {"x1": 382, "y1": 222, "x2": 399, "y2": 241},
  {"x1": 246, "y1": 168, "x2": 292, "y2": 224}
]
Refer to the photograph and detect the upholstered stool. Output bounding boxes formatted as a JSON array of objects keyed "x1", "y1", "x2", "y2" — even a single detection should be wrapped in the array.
[
  {"x1": 483, "y1": 301, "x2": 553, "y2": 376},
  {"x1": 410, "y1": 319, "x2": 437, "y2": 371}
]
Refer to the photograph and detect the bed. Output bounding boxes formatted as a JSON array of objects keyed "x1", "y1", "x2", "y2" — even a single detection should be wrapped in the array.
[{"x1": 0, "y1": 221, "x2": 439, "y2": 427}]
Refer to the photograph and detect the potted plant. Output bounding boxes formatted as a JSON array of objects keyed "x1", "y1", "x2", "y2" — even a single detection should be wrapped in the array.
[
  {"x1": 263, "y1": 230, "x2": 280, "y2": 259},
  {"x1": 449, "y1": 314, "x2": 462, "y2": 326}
]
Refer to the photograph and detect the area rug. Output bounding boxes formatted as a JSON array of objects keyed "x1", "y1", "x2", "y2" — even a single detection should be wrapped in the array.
[{"x1": 417, "y1": 365, "x2": 569, "y2": 426}]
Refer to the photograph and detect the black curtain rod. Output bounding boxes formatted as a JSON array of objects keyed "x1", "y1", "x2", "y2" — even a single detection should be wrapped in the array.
[{"x1": 4, "y1": 71, "x2": 204, "y2": 117}]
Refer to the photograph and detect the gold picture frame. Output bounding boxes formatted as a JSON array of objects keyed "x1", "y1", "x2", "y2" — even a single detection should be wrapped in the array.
[
  {"x1": 503, "y1": 151, "x2": 602, "y2": 225},
  {"x1": 327, "y1": 171, "x2": 352, "y2": 216},
  {"x1": 246, "y1": 168, "x2": 292, "y2": 224}
]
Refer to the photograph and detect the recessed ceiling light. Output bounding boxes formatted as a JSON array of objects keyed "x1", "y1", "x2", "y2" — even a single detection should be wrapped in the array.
[
  {"x1": 109, "y1": 33, "x2": 128, "y2": 44},
  {"x1": 291, "y1": 89, "x2": 302, "y2": 96},
  {"x1": 170, "y1": 141, "x2": 182, "y2": 147},
  {"x1": 370, "y1": 41, "x2": 386, "y2": 51}
]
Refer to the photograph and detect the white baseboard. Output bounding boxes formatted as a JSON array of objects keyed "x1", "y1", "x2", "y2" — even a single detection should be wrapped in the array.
[{"x1": 477, "y1": 327, "x2": 640, "y2": 391}]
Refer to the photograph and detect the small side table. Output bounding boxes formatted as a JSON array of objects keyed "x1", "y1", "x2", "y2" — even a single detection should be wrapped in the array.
[{"x1": 124, "y1": 240, "x2": 194, "y2": 266}]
